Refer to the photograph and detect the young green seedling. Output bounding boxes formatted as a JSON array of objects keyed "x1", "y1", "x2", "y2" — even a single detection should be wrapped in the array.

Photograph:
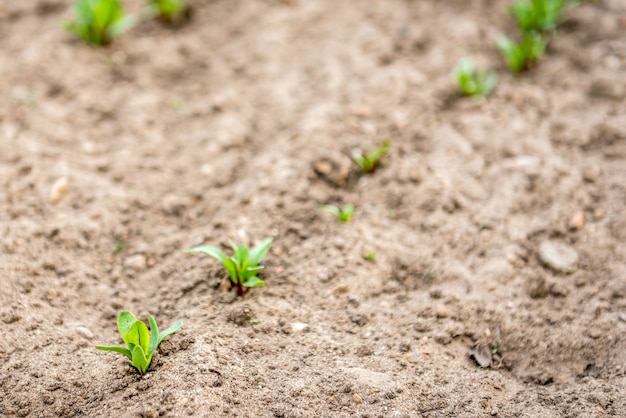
[
  {"x1": 353, "y1": 140, "x2": 391, "y2": 173},
  {"x1": 65, "y1": 0, "x2": 135, "y2": 46},
  {"x1": 318, "y1": 204, "x2": 354, "y2": 223},
  {"x1": 186, "y1": 237, "x2": 272, "y2": 297},
  {"x1": 510, "y1": 0, "x2": 566, "y2": 34},
  {"x1": 498, "y1": 33, "x2": 547, "y2": 73},
  {"x1": 454, "y1": 59, "x2": 498, "y2": 97},
  {"x1": 96, "y1": 311, "x2": 182, "y2": 375},
  {"x1": 146, "y1": 0, "x2": 187, "y2": 23}
]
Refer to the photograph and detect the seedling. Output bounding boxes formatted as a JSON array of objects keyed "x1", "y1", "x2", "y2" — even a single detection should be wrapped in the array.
[
  {"x1": 454, "y1": 59, "x2": 498, "y2": 97},
  {"x1": 186, "y1": 237, "x2": 272, "y2": 297},
  {"x1": 146, "y1": 0, "x2": 187, "y2": 23},
  {"x1": 318, "y1": 204, "x2": 354, "y2": 222},
  {"x1": 498, "y1": 33, "x2": 547, "y2": 73},
  {"x1": 510, "y1": 0, "x2": 566, "y2": 34},
  {"x1": 353, "y1": 140, "x2": 391, "y2": 173},
  {"x1": 65, "y1": 0, "x2": 135, "y2": 46},
  {"x1": 96, "y1": 311, "x2": 182, "y2": 375},
  {"x1": 365, "y1": 252, "x2": 376, "y2": 261}
]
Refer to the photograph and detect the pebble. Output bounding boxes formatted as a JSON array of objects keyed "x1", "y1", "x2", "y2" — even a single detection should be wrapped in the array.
[
  {"x1": 569, "y1": 212, "x2": 585, "y2": 231},
  {"x1": 538, "y1": 241, "x2": 579, "y2": 274},
  {"x1": 124, "y1": 254, "x2": 147, "y2": 271},
  {"x1": 352, "y1": 394, "x2": 363, "y2": 404},
  {"x1": 49, "y1": 176, "x2": 69, "y2": 204},
  {"x1": 76, "y1": 326, "x2": 94, "y2": 340},
  {"x1": 291, "y1": 322, "x2": 310, "y2": 332}
]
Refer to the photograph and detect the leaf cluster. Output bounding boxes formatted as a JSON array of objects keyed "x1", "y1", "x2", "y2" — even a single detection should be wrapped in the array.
[
  {"x1": 96, "y1": 311, "x2": 182, "y2": 374},
  {"x1": 497, "y1": 33, "x2": 547, "y2": 73},
  {"x1": 353, "y1": 140, "x2": 391, "y2": 173},
  {"x1": 186, "y1": 237, "x2": 272, "y2": 297},
  {"x1": 510, "y1": 0, "x2": 566, "y2": 34},
  {"x1": 65, "y1": 0, "x2": 135, "y2": 46},
  {"x1": 147, "y1": 0, "x2": 186, "y2": 22},
  {"x1": 454, "y1": 59, "x2": 498, "y2": 97},
  {"x1": 318, "y1": 204, "x2": 354, "y2": 223}
]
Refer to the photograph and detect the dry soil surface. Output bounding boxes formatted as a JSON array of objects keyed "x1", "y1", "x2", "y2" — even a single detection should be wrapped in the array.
[{"x1": 1, "y1": 0, "x2": 626, "y2": 417}]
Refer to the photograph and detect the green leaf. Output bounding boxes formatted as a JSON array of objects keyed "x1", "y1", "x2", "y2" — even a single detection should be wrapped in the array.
[
  {"x1": 117, "y1": 311, "x2": 138, "y2": 345},
  {"x1": 95, "y1": 345, "x2": 132, "y2": 360},
  {"x1": 148, "y1": 316, "x2": 159, "y2": 357},
  {"x1": 127, "y1": 321, "x2": 150, "y2": 355},
  {"x1": 232, "y1": 244, "x2": 249, "y2": 265},
  {"x1": 157, "y1": 321, "x2": 183, "y2": 346},
  {"x1": 243, "y1": 276, "x2": 265, "y2": 288},
  {"x1": 249, "y1": 237, "x2": 272, "y2": 266},
  {"x1": 223, "y1": 258, "x2": 239, "y2": 284},
  {"x1": 185, "y1": 245, "x2": 227, "y2": 263},
  {"x1": 131, "y1": 345, "x2": 150, "y2": 375}
]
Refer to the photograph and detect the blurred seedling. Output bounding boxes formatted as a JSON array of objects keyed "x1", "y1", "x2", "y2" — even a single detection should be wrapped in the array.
[
  {"x1": 365, "y1": 252, "x2": 376, "y2": 261},
  {"x1": 353, "y1": 140, "x2": 391, "y2": 173},
  {"x1": 146, "y1": 0, "x2": 188, "y2": 23},
  {"x1": 510, "y1": 0, "x2": 566, "y2": 34},
  {"x1": 186, "y1": 237, "x2": 272, "y2": 297},
  {"x1": 454, "y1": 59, "x2": 498, "y2": 97},
  {"x1": 96, "y1": 311, "x2": 182, "y2": 375},
  {"x1": 65, "y1": 0, "x2": 135, "y2": 46},
  {"x1": 498, "y1": 33, "x2": 547, "y2": 73},
  {"x1": 318, "y1": 204, "x2": 354, "y2": 223}
]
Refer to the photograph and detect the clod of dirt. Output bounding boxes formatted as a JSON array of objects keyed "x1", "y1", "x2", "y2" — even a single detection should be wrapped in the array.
[
  {"x1": 349, "y1": 314, "x2": 368, "y2": 327},
  {"x1": 227, "y1": 306, "x2": 254, "y2": 326},
  {"x1": 528, "y1": 275, "x2": 549, "y2": 299},
  {"x1": 469, "y1": 345, "x2": 493, "y2": 368},
  {"x1": 124, "y1": 254, "x2": 147, "y2": 272},
  {"x1": 49, "y1": 176, "x2": 69, "y2": 204},
  {"x1": 312, "y1": 154, "x2": 353, "y2": 187},
  {"x1": 538, "y1": 240, "x2": 579, "y2": 274}
]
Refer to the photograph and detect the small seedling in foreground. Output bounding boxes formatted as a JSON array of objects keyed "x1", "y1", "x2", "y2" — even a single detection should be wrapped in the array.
[
  {"x1": 186, "y1": 237, "x2": 272, "y2": 297},
  {"x1": 353, "y1": 140, "x2": 391, "y2": 173},
  {"x1": 510, "y1": 0, "x2": 566, "y2": 34},
  {"x1": 146, "y1": 0, "x2": 187, "y2": 22},
  {"x1": 318, "y1": 204, "x2": 354, "y2": 222},
  {"x1": 498, "y1": 33, "x2": 547, "y2": 73},
  {"x1": 365, "y1": 252, "x2": 376, "y2": 261},
  {"x1": 96, "y1": 311, "x2": 182, "y2": 375},
  {"x1": 65, "y1": 0, "x2": 135, "y2": 46},
  {"x1": 454, "y1": 59, "x2": 498, "y2": 97}
]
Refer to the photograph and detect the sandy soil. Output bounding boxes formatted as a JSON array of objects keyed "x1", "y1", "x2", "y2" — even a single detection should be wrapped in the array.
[{"x1": 1, "y1": 0, "x2": 625, "y2": 417}]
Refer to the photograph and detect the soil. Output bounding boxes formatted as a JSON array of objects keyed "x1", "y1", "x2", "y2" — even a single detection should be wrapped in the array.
[{"x1": 1, "y1": 0, "x2": 625, "y2": 417}]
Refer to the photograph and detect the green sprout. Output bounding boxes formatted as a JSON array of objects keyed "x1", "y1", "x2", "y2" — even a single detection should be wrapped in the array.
[
  {"x1": 365, "y1": 252, "x2": 376, "y2": 261},
  {"x1": 510, "y1": 0, "x2": 566, "y2": 34},
  {"x1": 186, "y1": 237, "x2": 272, "y2": 297},
  {"x1": 318, "y1": 204, "x2": 354, "y2": 223},
  {"x1": 65, "y1": 0, "x2": 135, "y2": 46},
  {"x1": 498, "y1": 33, "x2": 547, "y2": 73},
  {"x1": 96, "y1": 311, "x2": 182, "y2": 375},
  {"x1": 353, "y1": 140, "x2": 391, "y2": 173},
  {"x1": 146, "y1": 0, "x2": 186, "y2": 23},
  {"x1": 454, "y1": 59, "x2": 498, "y2": 97}
]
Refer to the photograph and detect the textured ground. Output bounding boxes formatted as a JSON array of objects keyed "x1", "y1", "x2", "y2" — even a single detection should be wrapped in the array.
[{"x1": 1, "y1": 0, "x2": 625, "y2": 417}]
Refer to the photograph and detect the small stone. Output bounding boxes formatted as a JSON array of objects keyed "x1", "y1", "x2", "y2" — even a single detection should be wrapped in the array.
[
  {"x1": 349, "y1": 314, "x2": 368, "y2": 327},
  {"x1": 181, "y1": 398, "x2": 189, "y2": 407},
  {"x1": 538, "y1": 241, "x2": 579, "y2": 274},
  {"x1": 291, "y1": 322, "x2": 310, "y2": 332},
  {"x1": 435, "y1": 308, "x2": 449, "y2": 319},
  {"x1": 589, "y1": 78, "x2": 625, "y2": 101},
  {"x1": 399, "y1": 341, "x2": 411, "y2": 353},
  {"x1": 569, "y1": 212, "x2": 585, "y2": 231},
  {"x1": 76, "y1": 326, "x2": 94, "y2": 340},
  {"x1": 49, "y1": 176, "x2": 69, "y2": 204},
  {"x1": 356, "y1": 345, "x2": 373, "y2": 357},
  {"x1": 352, "y1": 394, "x2": 363, "y2": 404},
  {"x1": 124, "y1": 254, "x2": 146, "y2": 271},
  {"x1": 587, "y1": 328, "x2": 602, "y2": 339}
]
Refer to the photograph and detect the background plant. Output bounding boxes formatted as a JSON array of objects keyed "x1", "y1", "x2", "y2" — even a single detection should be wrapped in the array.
[
  {"x1": 65, "y1": 0, "x2": 135, "y2": 46},
  {"x1": 96, "y1": 311, "x2": 182, "y2": 375},
  {"x1": 454, "y1": 59, "x2": 498, "y2": 97},
  {"x1": 146, "y1": 0, "x2": 186, "y2": 22},
  {"x1": 498, "y1": 33, "x2": 547, "y2": 73},
  {"x1": 318, "y1": 204, "x2": 354, "y2": 223},
  {"x1": 353, "y1": 140, "x2": 391, "y2": 173},
  {"x1": 510, "y1": 0, "x2": 566, "y2": 34},
  {"x1": 186, "y1": 237, "x2": 272, "y2": 297}
]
